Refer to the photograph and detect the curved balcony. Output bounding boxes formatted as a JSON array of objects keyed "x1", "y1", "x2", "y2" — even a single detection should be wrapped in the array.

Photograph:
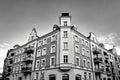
[
  {"x1": 93, "y1": 49, "x2": 101, "y2": 54},
  {"x1": 94, "y1": 57, "x2": 102, "y2": 63},
  {"x1": 23, "y1": 56, "x2": 33, "y2": 63},
  {"x1": 21, "y1": 66, "x2": 32, "y2": 73},
  {"x1": 24, "y1": 46, "x2": 34, "y2": 54},
  {"x1": 106, "y1": 63, "x2": 110, "y2": 67},
  {"x1": 59, "y1": 63, "x2": 72, "y2": 71},
  {"x1": 106, "y1": 68, "x2": 111, "y2": 76},
  {"x1": 94, "y1": 68, "x2": 104, "y2": 73}
]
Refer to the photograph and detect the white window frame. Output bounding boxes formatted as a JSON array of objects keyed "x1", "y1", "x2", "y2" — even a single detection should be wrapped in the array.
[
  {"x1": 43, "y1": 39, "x2": 47, "y2": 45},
  {"x1": 81, "y1": 39, "x2": 84, "y2": 44},
  {"x1": 50, "y1": 56, "x2": 55, "y2": 66},
  {"x1": 51, "y1": 35, "x2": 56, "y2": 41},
  {"x1": 42, "y1": 47, "x2": 47, "y2": 56},
  {"x1": 75, "y1": 45, "x2": 79, "y2": 53},
  {"x1": 83, "y1": 59, "x2": 86, "y2": 67},
  {"x1": 63, "y1": 42, "x2": 68, "y2": 50},
  {"x1": 35, "y1": 60, "x2": 40, "y2": 70},
  {"x1": 74, "y1": 35, "x2": 78, "y2": 41},
  {"x1": 37, "y1": 49, "x2": 41, "y2": 57},
  {"x1": 63, "y1": 55, "x2": 68, "y2": 63},
  {"x1": 63, "y1": 31, "x2": 68, "y2": 38},
  {"x1": 82, "y1": 48, "x2": 85, "y2": 55},
  {"x1": 76, "y1": 57, "x2": 80, "y2": 66},
  {"x1": 41, "y1": 58, "x2": 46, "y2": 68},
  {"x1": 87, "y1": 61, "x2": 90, "y2": 68},
  {"x1": 51, "y1": 44, "x2": 56, "y2": 53},
  {"x1": 38, "y1": 40, "x2": 42, "y2": 47}
]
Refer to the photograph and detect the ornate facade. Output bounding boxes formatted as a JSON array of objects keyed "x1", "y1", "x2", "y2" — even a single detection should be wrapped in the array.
[{"x1": 2, "y1": 13, "x2": 120, "y2": 80}]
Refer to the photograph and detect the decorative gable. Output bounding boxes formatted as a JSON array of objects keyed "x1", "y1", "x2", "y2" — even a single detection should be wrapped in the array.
[
  {"x1": 28, "y1": 28, "x2": 38, "y2": 42},
  {"x1": 88, "y1": 32, "x2": 99, "y2": 43}
]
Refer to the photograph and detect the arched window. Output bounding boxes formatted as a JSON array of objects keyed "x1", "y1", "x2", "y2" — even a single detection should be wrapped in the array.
[
  {"x1": 49, "y1": 74, "x2": 56, "y2": 80},
  {"x1": 63, "y1": 74, "x2": 69, "y2": 80},
  {"x1": 76, "y1": 74, "x2": 81, "y2": 80}
]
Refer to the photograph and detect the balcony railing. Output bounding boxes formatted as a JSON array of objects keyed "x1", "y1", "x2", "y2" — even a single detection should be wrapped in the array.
[
  {"x1": 93, "y1": 49, "x2": 101, "y2": 54},
  {"x1": 94, "y1": 57, "x2": 102, "y2": 63},
  {"x1": 24, "y1": 46, "x2": 34, "y2": 54},
  {"x1": 21, "y1": 66, "x2": 32, "y2": 73},
  {"x1": 7, "y1": 64, "x2": 12, "y2": 67},
  {"x1": 6, "y1": 72, "x2": 10, "y2": 76},
  {"x1": 94, "y1": 68, "x2": 104, "y2": 73},
  {"x1": 106, "y1": 68, "x2": 111, "y2": 76},
  {"x1": 23, "y1": 56, "x2": 33, "y2": 63},
  {"x1": 106, "y1": 63, "x2": 110, "y2": 67},
  {"x1": 59, "y1": 63, "x2": 72, "y2": 71}
]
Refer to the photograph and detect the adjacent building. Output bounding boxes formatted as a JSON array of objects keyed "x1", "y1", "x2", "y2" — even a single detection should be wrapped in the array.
[{"x1": 2, "y1": 13, "x2": 120, "y2": 80}]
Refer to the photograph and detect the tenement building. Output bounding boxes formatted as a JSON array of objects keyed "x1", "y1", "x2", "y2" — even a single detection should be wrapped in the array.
[{"x1": 2, "y1": 13, "x2": 120, "y2": 80}]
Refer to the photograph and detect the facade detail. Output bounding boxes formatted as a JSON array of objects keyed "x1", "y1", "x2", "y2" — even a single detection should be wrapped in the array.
[{"x1": 2, "y1": 13, "x2": 120, "y2": 80}]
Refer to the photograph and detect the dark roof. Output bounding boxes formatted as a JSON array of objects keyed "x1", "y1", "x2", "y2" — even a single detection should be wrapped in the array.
[{"x1": 61, "y1": 13, "x2": 69, "y2": 17}]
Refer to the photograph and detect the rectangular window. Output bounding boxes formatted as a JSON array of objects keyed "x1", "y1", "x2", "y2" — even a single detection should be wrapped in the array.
[
  {"x1": 76, "y1": 57, "x2": 80, "y2": 65},
  {"x1": 35, "y1": 60, "x2": 40, "y2": 70},
  {"x1": 87, "y1": 51, "x2": 90, "y2": 57},
  {"x1": 51, "y1": 45, "x2": 56, "y2": 53},
  {"x1": 84, "y1": 72, "x2": 87, "y2": 80},
  {"x1": 43, "y1": 39, "x2": 47, "y2": 45},
  {"x1": 34, "y1": 72, "x2": 39, "y2": 80},
  {"x1": 89, "y1": 73, "x2": 91, "y2": 80},
  {"x1": 41, "y1": 59, "x2": 46, "y2": 67},
  {"x1": 37, "y1": 49, "x2": 41, "y2": 57},
  {"x1": 64, "y1": 55, "x2": 68, "y2": 63},
  {"x1": 38, "y1": 41, "x2": 42, "y2": 47},
  {"x1": 64, "y1": 21, "x2": 67, "y2": 26},
  {"x1": 85, "y1": 41, "x2": 89, "y2": 47},
  {"x1": 82, "y1": 48, "x2": 85, "y2": 55},
  {"x1": 63, "y1": 31, "x2": 68, "y2": 38},
  {"x1": 74, "y1": 35, "x2": 78, "y2": 41},
  {"x1": 87, "y1": 61, "x2": 90, "y2": 68},
  {"x1": 42, "y1": 48, "x2": 47, "y2": 56},
  {"x1": 75, "y1": 45, "x2": 79, "y2": 53},
  {"x1": 63, "y1": 42, "x2": 68, "y2": 50},
  {"x1": 51, "y1": 35, "x2": 56, "y2": 41},
  {"x1": 81, "y1": 39, "x2": 84, "y2": 44},
  {"x1": 83, "y1": 60, "x2": 86, "y2": 67},
  {"x1": 50, "y1": 57, "x2": 55, "y2": 66}
]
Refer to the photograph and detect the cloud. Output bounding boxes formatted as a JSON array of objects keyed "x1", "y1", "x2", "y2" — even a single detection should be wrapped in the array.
[
  {"x1": 0, "y1": 43, "x2": 12, "y2": 73},
  {"x1": 98, "y1": 33, "x2": 120, "y2": 55}
]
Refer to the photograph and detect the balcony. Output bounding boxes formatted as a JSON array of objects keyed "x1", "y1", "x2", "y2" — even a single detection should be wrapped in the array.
[
  {"x1": 7, "y1": 68, "x2": 12, "y2": 73},
  {"x1": 59, "y1": 63, "x2": 72, "y2": 71},
  {"x1": 106, "y1": 71, "x2": 112, "y2": 76},
  {"x1": 6, "y1": 72, "x2": 10, "y2": 76},
  {"x1": 24, "y1": 46, "x2": 34, "y2": 54},
  {"x1": 7, "y1": 64, "x2": 12, "y2": 67},
  {"x1": 106, "y1": 68, "x2": 111, "y2": 76},
  {"x1": 93, "y1": 49, "x2": 101, "y2": 54},
  {"x1": 94, "y1": 57, "x2": 102, "y2": 63},
  {"x1": 94, "y1": 68, "x2": 104, "y2": 73},
  {"x1": 21, "y1": 66, "x2": 32, "y2": 73},
  {"x1": 106, "y1": 63, "x2": 110, "y2": 67},
  {"x1": 23, "y1": 56, "x2": 33, "y2": 63}
]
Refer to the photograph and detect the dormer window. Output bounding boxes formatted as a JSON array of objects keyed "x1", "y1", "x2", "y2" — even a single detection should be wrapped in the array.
[{"x1": 64, "y1": 21, "x2": 67, "y2": 26}]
